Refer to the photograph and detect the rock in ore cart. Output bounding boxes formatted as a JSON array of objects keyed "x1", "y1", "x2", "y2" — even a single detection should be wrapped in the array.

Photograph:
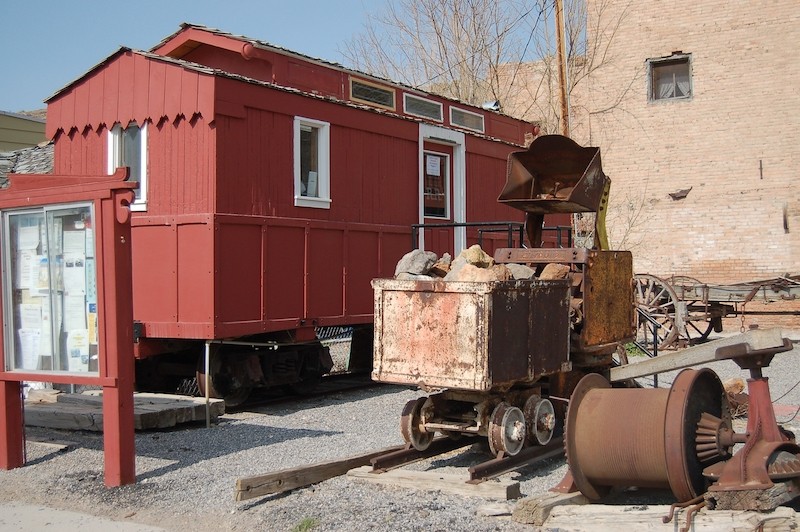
[{"x1": 371, "y1": 135, "x2": 635, "y2": 457}]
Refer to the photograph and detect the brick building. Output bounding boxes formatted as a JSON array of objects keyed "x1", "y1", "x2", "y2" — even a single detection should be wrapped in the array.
[{"x1": 502, "y1": 1, "x2": 799, "y2": 283}]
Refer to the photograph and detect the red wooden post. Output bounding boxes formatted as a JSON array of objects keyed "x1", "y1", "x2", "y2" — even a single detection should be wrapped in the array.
[
  {"x1": 0, "y1": 381, "x2": 24, "y2": 469},
  {"x1": 99, "y1": 188, "x2": 136, "y2": 486}
]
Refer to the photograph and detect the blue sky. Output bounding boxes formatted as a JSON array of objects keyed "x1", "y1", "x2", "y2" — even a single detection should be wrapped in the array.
[{"x1": 0, "y1": 0, "x2": 383, "y2": 112}]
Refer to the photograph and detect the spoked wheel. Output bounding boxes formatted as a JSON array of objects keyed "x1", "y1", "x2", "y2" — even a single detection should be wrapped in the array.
[
  {"x1": 524, "y1": 395, "x2": 556, "y2": 446},
  {"x1": 634, "y1": 274, "x2": 679, "y2": 350},
  {"x1": 667, "y1": 275, "x2": 714, "y2": 345},
  {"x1": 401, "y1": 397, "x2": 434, "y2": 451},
  {"x1": 488, "y1": 402, "x2": 526, "y2": 457}
]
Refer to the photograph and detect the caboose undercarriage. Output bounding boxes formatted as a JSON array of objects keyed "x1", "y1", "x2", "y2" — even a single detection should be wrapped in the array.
[{"x1": 134, "y1": 324, "x2": 374, "y2": 406}]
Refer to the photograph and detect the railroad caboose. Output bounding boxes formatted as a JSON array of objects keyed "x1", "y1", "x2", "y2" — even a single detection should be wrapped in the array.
[{"x1": 37, "y1": 24, "x2": 538, "y2": 404}]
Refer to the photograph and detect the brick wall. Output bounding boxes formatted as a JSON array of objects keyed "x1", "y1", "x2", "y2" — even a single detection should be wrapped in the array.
[
  {"x1": 580, "y1": 0, "x2": 800, "y2": 284},
  {"x1": 500, "y1": 1, "x2": 800, "y2": 285}
]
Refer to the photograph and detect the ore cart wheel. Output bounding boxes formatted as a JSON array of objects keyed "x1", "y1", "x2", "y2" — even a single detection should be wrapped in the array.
[
  {"x1": 524, "y1": 395, "x2": 556, "y2": 446},
  {"x1": 401, "y1": 398, "x2": 434, "y2": 451},
  {"x1": 488, "y1": 402, "x2": 526, "y2": 457},
  {"x1": 634, "y1": 274, "x2": 679, "y2": 350}
]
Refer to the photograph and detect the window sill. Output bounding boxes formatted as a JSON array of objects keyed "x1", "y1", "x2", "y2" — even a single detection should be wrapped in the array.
[
  {"x1": 294, "y1": 196, "x2": 332, "y2": 209},
  {"x1": 129, "y1": 202, "x2": 147, "y2": 212}
]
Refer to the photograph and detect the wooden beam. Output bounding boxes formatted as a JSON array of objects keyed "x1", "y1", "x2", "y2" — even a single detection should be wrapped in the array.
[
  {"x1": 609, "y1": 328, "x2": 787, "y2": 382},
  {"x1": 532, "y1": 503, "x2": 797, "y2": 531},
  {"x1": 512, "y1": 491, "x2": 589, "y2": 526},
  {"x1": 347, "y1": 466, "x2": 521, "y2": 500},
  {"x1": 234, "y1": 444, "x2": 404, "y2": 501}
]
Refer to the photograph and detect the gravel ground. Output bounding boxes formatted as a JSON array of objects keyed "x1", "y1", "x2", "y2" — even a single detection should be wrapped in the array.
[{"x1": 1, "y1": 332, "x2": 798, "y2": 532}]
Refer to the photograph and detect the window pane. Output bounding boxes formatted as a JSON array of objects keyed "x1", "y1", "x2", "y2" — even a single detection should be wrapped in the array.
[
  {"x1": 300, "y1": 126, "x2": 319, "y2": 197},
  {"x1": 3, "y1": 205, "x2": 97, "y2": 373},
  {"x1": 652, "y1": 59, "x2": 691, "y2": 100},
  {"x1": 424, "y1": 153, "x2": 447, "y2": 217},
  {"x1": 351, "y1": 80, "x2": 395, "y2": 109},
  {"x1": 451, "y1": 108, "x2": 485, "y2": 132},
  {"x1": 122, "y1": 124, "x2": 141, "y2": 183},
  {"x1": 405, "y1": 94, "x2": 443, "y2": 121}
]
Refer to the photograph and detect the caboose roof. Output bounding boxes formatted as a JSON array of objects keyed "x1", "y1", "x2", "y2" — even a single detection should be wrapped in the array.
[{"x1": 45, "y1": 23, "x2": 527, "y2": 145}]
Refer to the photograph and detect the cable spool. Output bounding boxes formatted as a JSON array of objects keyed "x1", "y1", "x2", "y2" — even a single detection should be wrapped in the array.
[{"x1": 565, "y1": 368, "x2": 728, "y2": 502}]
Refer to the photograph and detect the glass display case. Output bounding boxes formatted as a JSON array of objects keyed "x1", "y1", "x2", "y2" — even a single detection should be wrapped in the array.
[{"x1": 2, "y1": 202, "x2": 98, "y2": 374}]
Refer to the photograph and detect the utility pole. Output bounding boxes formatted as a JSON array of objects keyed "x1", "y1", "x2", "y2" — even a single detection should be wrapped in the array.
[{"x1": 555, "y1": 0, "x2": 570, "y2": 136}]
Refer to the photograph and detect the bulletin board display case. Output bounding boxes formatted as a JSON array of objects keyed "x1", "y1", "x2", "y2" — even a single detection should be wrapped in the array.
[{"x1": 1, "y1": 202, "x2": 98, "y2": 374}]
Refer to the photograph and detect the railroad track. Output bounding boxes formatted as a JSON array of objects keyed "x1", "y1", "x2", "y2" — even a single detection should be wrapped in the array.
[{"x1": 235, "y1": 434, "x2": 565, "y2": 502}]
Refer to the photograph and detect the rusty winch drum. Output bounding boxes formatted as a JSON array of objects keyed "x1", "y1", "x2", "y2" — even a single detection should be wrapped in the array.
[{"x1": 565, "y1": 368, "x2": 728, "y2": 502}]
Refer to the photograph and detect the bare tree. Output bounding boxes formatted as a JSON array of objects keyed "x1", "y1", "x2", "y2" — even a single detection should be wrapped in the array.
[
  {"x1": 340, "y1": 0, "x2": 538, "y2": 106},
  {"x1": 496, "y1": 0, "x2": 642, "y2": 141}
]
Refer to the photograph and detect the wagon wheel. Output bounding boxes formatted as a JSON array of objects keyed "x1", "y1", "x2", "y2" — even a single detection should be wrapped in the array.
[
  {"x1": 666, "y1": 275, "x2": 715, "y2": 344},
  {"x1": 488, "y1": 402, "x2": 526, "y2": 457},
  {"x1": 634, "y1": 274, "x2": 679, "y2": 350},
  {"x1": 400, "y1": 397, "x2": 434, "y2": 451}
]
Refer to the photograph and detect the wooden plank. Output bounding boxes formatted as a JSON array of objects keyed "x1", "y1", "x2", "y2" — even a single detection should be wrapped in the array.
[
  {"x1": 235, "y1": 445, "x2": 404, "y2": 502},
  {"x1": 512, "y1": 491, "x2": 589, "y2": 526},
  {"x1": 609, "y1": 328, "x2": 787, "y2": 382},
  {"x1": 24, "y1": 402, "x2": 103, "y2": 431},
  {"x1": 534, "y1": 503, "x2": 797, "y2": 531},
  {"x1": 24, "y1": 393, "x2": 224, "y2": 431},
  {"x1": 347, "y1": 465, "x2": 521, "y2": 500}
]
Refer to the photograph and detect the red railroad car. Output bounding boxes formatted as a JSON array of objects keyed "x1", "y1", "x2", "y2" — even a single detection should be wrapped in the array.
[{"x1": 41, "y1": 24, "x2": 539, "y2": 404}]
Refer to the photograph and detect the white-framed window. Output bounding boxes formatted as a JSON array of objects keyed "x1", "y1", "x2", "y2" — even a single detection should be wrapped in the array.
[
  {"x1": 649, "y1": 54, "x2": 692, "y2": 102},
  {"x1": 294, "y1": 117, "x2": 331, "y2": 209},
  {"x1": 423, "y1": 151, "x2": 449, "y2": 218},
  {"x1": 350, "y1": 78, "x2": 396, "y2": 110},
  {"x1": 107, "y1": 121, "x2": 147, "y2": 211},
  {"x1": 404, "y1": 93, "x2": 443, "y2": 122},
  {"x1": 450, "y1": 107, "x2": 485, "y2": 133}
]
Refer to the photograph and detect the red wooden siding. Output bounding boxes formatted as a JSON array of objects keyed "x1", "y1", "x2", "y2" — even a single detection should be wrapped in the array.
[
  {"x1": 133, "y1": 214, "x2": 408, "y2": 340},
  {"x1": 53, "y1": 126, "x2": 106, "y2": 176},
  {"x1": 147, "y1": 114, "x2": 215, "y2": 215},
  {"x1": 46, "y1": 50, "x2": 215, "y2": 140},
  {"x1": 213, "y1": 78, "x2": 420, "y2": 225},
  {"x1": 131, "y1": 216, "x2": 215, "y2": 339}
]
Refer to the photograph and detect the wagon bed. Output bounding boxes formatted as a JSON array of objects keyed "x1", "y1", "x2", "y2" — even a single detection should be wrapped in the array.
[{"x1": 634, "y1": 273, "x2": 800, "y2": 349}]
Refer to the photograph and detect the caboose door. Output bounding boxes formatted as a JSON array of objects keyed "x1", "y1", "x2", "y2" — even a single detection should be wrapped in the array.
[{"x1": 418, "y1": 125, "x2": 466, "y2": 257}]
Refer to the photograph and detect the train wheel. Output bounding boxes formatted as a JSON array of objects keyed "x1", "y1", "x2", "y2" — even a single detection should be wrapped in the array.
[
  {"x1": 488, "y1": 402, "x2": 526, "y2": 457},
  {"x1": 196, "y1": 354, "x2": 253, "y2": 408},
  {"x1": 400, "y1": 398, "x2": 434, "y2": 451},
  {"x1": 523, "y1": 395, "x2": 556, "y2": 446}
]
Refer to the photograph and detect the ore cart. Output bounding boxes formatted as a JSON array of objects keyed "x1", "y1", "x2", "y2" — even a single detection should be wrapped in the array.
[{"x1": 372, "y1": 135, "x2": 635, "y2": 457}]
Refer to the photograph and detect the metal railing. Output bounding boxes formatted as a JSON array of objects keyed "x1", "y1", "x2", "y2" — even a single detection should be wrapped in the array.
[
  {"x1": 633, "y1": 308, "x2": 661, "y2": 388},
  {"x1": 411, "y1": 222, "x2": 572, "y2": 250}
]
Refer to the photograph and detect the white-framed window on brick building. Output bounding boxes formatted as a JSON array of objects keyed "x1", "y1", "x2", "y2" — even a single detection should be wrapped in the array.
[
  {"x1": 293, "y1": 116, "x2": 331, "y2": 209},
  {"x1": 107, "y1": 121, "x2": 147, "y2": 211},
  {"x1": 648, "y1": 54, "x2": 692, "y2": 102}
]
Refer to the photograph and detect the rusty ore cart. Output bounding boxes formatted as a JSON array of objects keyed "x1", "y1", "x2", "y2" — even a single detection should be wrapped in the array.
[{"x1": 372, "y1": 135, "x2": 635, "y2": 456}]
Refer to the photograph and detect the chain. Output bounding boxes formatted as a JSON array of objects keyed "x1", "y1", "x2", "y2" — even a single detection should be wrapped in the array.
[{"x1": 740, "y1": 303, "x2": 747, "y2": 333}]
